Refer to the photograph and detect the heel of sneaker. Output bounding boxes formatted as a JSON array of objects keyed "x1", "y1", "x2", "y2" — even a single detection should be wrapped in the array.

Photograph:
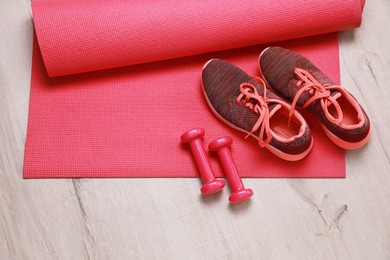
[
  {"x1": 265, "y1": 138, "x2": 313, "y2": 161},
  {"x1": 321, "y1": 124, "x2": 371, "y2": 150}
]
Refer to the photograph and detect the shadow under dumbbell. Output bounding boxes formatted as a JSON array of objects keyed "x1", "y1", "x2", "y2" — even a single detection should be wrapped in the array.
[
  {"x1": 228, "y1": 198, "x2": 252, "y2": 213},
  {"x1": 199, "y1": 189, "x2": 224, "y2": 204}
]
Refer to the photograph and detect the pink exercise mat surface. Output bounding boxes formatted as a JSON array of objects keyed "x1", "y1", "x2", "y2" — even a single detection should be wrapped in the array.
[{"x1": 24, "y1": 0, "x2": 365, "y2": 178}]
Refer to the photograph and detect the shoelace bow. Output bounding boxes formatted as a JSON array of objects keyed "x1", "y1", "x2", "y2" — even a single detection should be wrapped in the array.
[
  {"x1": 236, "y1": 78, "x2": 282, "y2": 147},
  {"x1": 289, "y1": 68, "x2": 348, "y2": 126}
]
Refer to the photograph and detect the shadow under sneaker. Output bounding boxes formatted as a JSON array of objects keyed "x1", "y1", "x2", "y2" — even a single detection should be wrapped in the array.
[
  {"x1": 259, "y1": 47, "x2": 371, "y2": 150},
  {"x1": 202, "y1": 59, "x2": 313, "y2": 161}
]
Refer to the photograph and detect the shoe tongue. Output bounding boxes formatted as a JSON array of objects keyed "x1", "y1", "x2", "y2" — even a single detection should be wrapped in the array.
[
  {"x1": 268, "y1": 103, "x2": 282, "y2": 118},
  {"x1": 331, "y1": 91, "x2": 342, "y2": 100},
  {"x1": 324, "y1": 91, "x2": 342, "y2": 107},
  {"x1": 288, "y1": 79, "x2": 312, "y2": 105},
  {"x1": 289, "y1": 78, "x2": 343, "y2": 105}
]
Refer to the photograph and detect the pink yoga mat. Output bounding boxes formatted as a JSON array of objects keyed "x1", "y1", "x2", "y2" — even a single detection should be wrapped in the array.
[{"x1": 24, "y1": 0, "x2": 365, "y2": 178}]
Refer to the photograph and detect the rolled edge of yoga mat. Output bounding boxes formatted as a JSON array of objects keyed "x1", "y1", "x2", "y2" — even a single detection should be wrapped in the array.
[{"x1": 32, "y1": 0, "x2": 364, "y2": 77}]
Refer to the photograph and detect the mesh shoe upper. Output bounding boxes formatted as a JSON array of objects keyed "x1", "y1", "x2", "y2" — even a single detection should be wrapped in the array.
[
  {"x1": 259, "y1": 47, "x2": 370, "y2": 145},
  {"x1": 202, "y1": 59, "x2": 312, "y2": 158}
]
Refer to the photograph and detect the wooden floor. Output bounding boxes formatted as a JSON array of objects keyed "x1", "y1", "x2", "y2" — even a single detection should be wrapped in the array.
[{"x1": 1, "y1": 0, "x2": 390, "y2": 259}]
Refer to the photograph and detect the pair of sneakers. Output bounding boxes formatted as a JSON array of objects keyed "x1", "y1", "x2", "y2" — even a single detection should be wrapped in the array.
[{"x1": 201, "y1": 47, "x2": 371, "y2": 161}]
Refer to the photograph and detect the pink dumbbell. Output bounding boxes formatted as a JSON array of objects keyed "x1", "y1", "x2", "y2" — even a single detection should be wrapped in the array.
[
  {"x1": 209, "y1": 136, "x2": 253, "y2": 203},
  {"x1": 181, "y1": 128, "x2": 225, "y2": 195}
]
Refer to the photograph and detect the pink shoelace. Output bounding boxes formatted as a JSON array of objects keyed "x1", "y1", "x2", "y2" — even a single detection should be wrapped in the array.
[
  {"x1": 236, "y1": 78, "x2": 283, "y2": 147},
  {"x1": 289, "y1": 68, "x2": 349, "y2": 126}
]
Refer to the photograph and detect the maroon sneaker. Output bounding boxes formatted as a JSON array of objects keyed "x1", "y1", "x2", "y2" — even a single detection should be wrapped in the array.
[
  {"x1": 259, "y1": 47, "x2": 371, "y2": 149},
  {"x1": 202, "y1": 59, "x2": 313, "y2": 161}
]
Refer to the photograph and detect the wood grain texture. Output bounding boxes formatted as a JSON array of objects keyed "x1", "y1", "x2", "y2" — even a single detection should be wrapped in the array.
[{"x1": 1, "y1": 0, "x2": 389, "y2": 259}]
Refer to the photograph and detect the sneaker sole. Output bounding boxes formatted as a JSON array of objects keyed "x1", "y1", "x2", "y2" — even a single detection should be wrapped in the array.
[{"x1": 202, "y1": 59, "x2": 313, "y2": 161}]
